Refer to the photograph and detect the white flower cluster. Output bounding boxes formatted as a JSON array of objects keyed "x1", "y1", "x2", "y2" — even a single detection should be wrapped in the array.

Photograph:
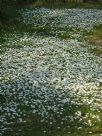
[
  {"x1": 1, "y1": 36, "x2": 102, "y2": 135},
  {"x1": 20, "y1": 8, "x2": 102, "y2": 30}
]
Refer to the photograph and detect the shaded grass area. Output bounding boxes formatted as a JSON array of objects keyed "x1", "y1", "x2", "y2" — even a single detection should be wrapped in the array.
[
  {"x1": 2, "y1": 111, "x2": 102, "y2": 136},
  {"x1": 30, "y1": 2, "x2": 102, "y2": 9},
  {"x1": 2, "y1": 102, "x2": 102, "y2": 136}
]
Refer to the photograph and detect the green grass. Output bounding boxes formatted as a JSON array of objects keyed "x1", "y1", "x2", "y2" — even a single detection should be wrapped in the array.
[
  {"x1": 29, "y1": 2, "x2": 102, "y2": 9},
  {"x1": 85, "y1": 25, "x2": 102, "y2": 45},
  {"x1": 84, "y1": 24, "x2": 102, "y2": 56},
  {"x1": 2, "y1": 113, "x2": 102, "y2": 136}
]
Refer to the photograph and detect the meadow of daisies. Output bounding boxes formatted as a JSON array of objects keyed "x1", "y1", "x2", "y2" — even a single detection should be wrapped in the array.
[{"x1": 0, "y1": 8, "x2": 102, "y2": 136}]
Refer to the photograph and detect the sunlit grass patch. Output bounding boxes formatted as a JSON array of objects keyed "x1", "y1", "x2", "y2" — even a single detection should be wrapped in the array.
[
  {"x1": 88, "y1": 48, "x2": 102, "y2": 57},
  {"x1": 84, "y1": 24, "x2": 102, "y2": 56},
  {"x1": 85, "y1": 25, "x2": 102, "y2": 46}
]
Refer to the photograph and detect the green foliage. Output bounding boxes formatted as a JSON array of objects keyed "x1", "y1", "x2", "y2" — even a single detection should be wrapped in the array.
[{"x1": 0, "y1": 0, "x2": 17, "y2": 24}]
